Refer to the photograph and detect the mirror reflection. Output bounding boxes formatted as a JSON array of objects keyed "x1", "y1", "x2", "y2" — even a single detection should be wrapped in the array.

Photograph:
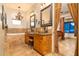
[{"x1": 30, "y1": 15, "x2": 35, "y2": 27}]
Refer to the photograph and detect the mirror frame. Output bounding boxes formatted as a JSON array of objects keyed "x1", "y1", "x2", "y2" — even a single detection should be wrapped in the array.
[
  {"x1": 40, "y1": 4, "x2": 52, "y2": 27},
  {"x1": 30, "y1": 14, "x2": 36, "y2": 28}
]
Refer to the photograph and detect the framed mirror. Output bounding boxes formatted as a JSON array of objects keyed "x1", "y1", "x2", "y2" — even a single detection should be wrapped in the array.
[
  {"x1": 40, "y1": 4, "x2": 52, "y2": 27},
  {"x1": 30, "y1": 14, "x2": 36, "y2": 28}
]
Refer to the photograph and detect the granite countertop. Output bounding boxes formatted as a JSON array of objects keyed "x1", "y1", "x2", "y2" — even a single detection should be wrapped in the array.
[
  {"x1": 28, "y1": 32, "x2": 52, "y2": 36},
  {"x1": 37, "y1": 33, "x2": 52, "y2": 36}
]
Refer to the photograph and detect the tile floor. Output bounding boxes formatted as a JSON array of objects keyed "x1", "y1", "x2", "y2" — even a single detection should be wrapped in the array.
[
  {"x1": 5, "y1": 33, "x2": 41, "y2": 56},
  {"x1": 8, "y1": 44, "x2": 41, "y2": 56},
  {"x1": 5, "y1": 33, "x2": 76, "y2": 56},
  {"x1": 59, "y1": 37, "x2": 76, "y2": 56}
]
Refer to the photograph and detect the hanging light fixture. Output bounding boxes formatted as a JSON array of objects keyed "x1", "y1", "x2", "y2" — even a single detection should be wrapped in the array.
[{"x1": 15, "y1": 6, "x2": 23, "y2": 20}]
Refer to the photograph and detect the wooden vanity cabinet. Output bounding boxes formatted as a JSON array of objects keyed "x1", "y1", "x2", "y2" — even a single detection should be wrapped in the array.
[
  {"x1": 25, "y1": 33, "x2": 29, "y2": 44},
  {"x1": 34, "y1": 34, "x2": 52, "y2": 55},
  {"x1": 25, "y1": 32, "x2": 34, "y2": 47}
]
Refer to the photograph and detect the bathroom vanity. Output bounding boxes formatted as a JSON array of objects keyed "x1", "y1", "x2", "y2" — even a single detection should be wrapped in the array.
[
  {"x1": 34, "y1": 33, "x2": 52, "y2": 55},
  {"x1": 25, "y1": 32, "x2": 52, "y2": 55}
]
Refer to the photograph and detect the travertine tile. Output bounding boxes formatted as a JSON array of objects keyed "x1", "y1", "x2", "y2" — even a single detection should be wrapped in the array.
[
  {"x1": 59, "y1": 37, "x2": 76, "y2": 56},
  {"x1": 6, "y1": 34, "x2": 41, "y2": 56},
  {"x1": 5, "y1": 33, "x2": 76, "y2": 56}
]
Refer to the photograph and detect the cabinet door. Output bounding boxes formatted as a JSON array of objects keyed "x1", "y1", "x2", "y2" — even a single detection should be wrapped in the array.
[
  {"x1": 47, "y1": 35, "x2": 52, "y2": 52},
  {"x1": 42, "y1": 35, "x2": 52, "y2": 55},
  {"x1": 25, "y1": 33, "x2": 29, "y2": 44},
  {"x1": 34, "y1": 35, "x2": 40, "y2": 51},
  {"x1": 42, "y1": 36, "x2": 49, "y2": 55}
]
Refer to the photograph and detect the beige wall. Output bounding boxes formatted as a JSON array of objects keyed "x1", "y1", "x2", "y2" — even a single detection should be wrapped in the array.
[
  {"x1": 0, "y1": 21, "x2": 5, "y2": 55},
  {"x1": 25, "y1": 4, "x2": 41, "y2": 28},
  {"x1": 0, "y1": 4, "x2": 52, "y2": 29},
  {"x1": 5, "y1": 8, "x2": 27, "y2": 28}
]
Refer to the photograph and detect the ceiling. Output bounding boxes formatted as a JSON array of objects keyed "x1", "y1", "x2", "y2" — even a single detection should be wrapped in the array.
[
  {"x1": 0, "y1": 3, "x2": 72, "y2": 18},
  {"x1": 0, "y1": 3, "x2": 70, "y2": 14},
  {"x1": 0, "y1": 3, "x2": 40, "y2": 12}
]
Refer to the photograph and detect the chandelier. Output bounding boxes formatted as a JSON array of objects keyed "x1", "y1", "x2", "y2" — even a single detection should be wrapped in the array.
[{"x1": 15, "y1": 6, "x2": 23, "y2": 20}]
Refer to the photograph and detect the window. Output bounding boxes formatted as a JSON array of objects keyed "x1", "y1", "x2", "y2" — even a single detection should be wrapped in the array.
[
  {"x1": 64, "y1": 22, "x2": 74, "y2": 33},
  {"x1": 12, "y1": 20, "x2": 21, "y2": 25},
  {"x1": 64, "y1": 22, "x2": 70, "y2": 33},
  {"x1": 69, "y1": 22, "x2": 74, "y2": 33}
]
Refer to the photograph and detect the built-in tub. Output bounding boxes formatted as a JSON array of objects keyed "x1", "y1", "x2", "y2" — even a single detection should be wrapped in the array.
[{"x1": 7, "y1": 33, "x2": 25, "y2": 35}]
